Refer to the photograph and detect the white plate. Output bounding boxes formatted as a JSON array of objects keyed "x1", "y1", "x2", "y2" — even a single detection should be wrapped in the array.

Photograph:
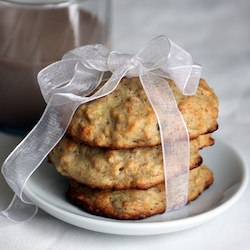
[{"x1": 22, "y1": 136, "x2": 248, "y2": 235}]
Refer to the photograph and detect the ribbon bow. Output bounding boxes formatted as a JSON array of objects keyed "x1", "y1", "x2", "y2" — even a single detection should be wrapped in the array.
[{"x1": 1, "y1": 36, "x2": 201, "y2": 222}]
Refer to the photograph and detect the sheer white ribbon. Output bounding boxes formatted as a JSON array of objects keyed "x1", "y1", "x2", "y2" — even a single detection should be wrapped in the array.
[{"x1": 1, "y1": 36, "x2": 201, "y2": 222}]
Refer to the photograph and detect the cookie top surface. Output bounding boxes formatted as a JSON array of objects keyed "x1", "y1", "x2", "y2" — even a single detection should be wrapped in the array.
[
  {"x1": 49, "y1": 133, "x2": 214, "y2": 189},
  {"x1": 67, "y1": 77, "x2": 218, "y2": 149},
  {"x1": 67, "y1": 165, "x2": 213, "y2": 220}
]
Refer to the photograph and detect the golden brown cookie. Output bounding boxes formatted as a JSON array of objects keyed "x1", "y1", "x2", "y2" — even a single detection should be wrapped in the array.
[
  {"x1": 67, "y1": 165, "x2": 213, "y2": 220},
  {"x1": 67, "y1": 77, "x2": 218, "y2": 149},
  {"x1": 49, "y1": 133, "x2": 214, "y2": 189}
]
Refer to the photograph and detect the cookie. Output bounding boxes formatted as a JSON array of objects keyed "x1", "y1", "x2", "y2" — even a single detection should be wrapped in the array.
[
  {"x1": 49, "y1": 134, "x2": 214, "y2": 189},
  {"x1": 67, "y1": 77, "x2": 218, "y2": 149},
  {"x1": 67, "y1": 165, "x2": 213, "y2": 220}
]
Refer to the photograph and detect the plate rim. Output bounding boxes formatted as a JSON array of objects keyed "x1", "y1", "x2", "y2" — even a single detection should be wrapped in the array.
[{"x1": 23, "y1": 137, "x2": 249, "y2": 235}]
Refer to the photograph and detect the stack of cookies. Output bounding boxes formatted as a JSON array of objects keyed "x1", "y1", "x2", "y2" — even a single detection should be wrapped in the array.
[{"x1": 49, "y1": 77, "x2": 218, "y2": 219}]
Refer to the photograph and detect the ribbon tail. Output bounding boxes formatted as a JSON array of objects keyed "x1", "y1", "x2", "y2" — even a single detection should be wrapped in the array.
[
  {"x1": 1, "y1": 195, "x2": 38, "y2": 222},
  {"x1": 1, "y1": 93, "x2": 85, "y2": 222},
  {"x1": 139, "y1": 73, "x2": 190, "y2": 211}
]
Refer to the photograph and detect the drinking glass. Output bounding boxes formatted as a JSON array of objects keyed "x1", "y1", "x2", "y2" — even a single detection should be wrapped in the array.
[{"x1": 0, "y1": 0, "x2": 111, "y2": 134}]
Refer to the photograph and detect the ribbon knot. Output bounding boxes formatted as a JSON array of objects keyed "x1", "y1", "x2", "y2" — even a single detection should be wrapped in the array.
[
  {"x1": 1, "y1": 35, "x2": 202, "y2": 222},
  {"x1": 129, "y1": 55, "x2": 146, "y2": 77},
  {"x1": 107, "y1": 52, "x2": 144, "y2": 78}
]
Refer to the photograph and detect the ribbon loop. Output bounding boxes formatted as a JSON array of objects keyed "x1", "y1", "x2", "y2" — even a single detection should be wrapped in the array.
[
  {"x1": 63, "y1": 44, "x2": 110, "y2": 72},
  {"x1": 1, "y1": 35, "x2": 202, "y2": 222}
]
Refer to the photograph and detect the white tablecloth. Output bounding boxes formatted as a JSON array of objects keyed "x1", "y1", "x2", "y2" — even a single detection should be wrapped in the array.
[{"x1": 1, "y1": 0, "x2": 249, "y2": 249}]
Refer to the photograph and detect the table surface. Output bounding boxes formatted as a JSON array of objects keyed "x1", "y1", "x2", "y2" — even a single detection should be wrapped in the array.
[{"x1": 1, "y1": 0, "x2": 250, "y2": 249}]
